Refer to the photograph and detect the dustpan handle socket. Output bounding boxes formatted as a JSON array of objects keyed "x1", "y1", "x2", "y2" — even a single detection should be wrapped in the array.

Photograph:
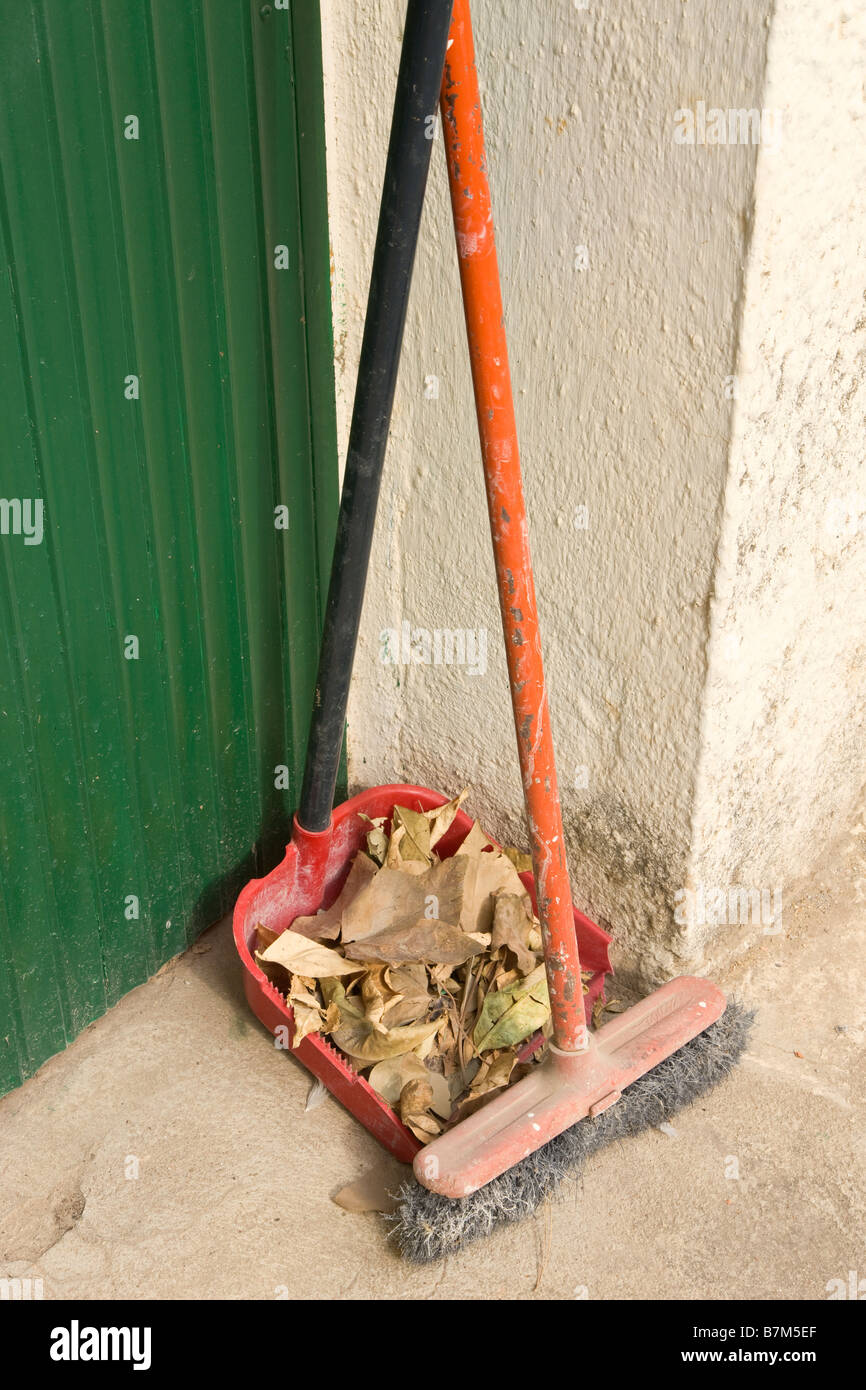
[
  {"x1": 290, "y1": 815, "x2": 332, "y2": 903},
  {"x1": 297, "y1": 0, "x2": 455, "y2": 834}
]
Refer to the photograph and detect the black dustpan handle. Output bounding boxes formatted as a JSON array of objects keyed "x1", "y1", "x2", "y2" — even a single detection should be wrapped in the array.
[{"x1": 298, "y1": 0, "x2": 454, "y2": 832}]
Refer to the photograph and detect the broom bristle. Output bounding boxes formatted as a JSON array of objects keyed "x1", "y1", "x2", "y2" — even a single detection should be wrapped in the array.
[{"x1": 386, "y1": 998, "x2": 754, "y2": 1262}]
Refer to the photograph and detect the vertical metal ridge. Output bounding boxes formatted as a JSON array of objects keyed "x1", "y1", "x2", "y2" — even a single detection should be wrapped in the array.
[
  {"x1": 20, "y1": 1, "x2": 122, "y2": 1001},
  {"x1": 247, "y1": 13, "x2": 296, "y2": 799},
  {"x1": 197, "y1": 2, "x2": 262, "y2": 888},
  {"x1": 232, "y1": 0, "x2": 296, "y2": 867},
  {"x1": 102, "y1": 0, "x2": 212, "y2": 934},
  {"x1": 0, "y1": 151, "x2": 75, "y2": 1077},
  {"x1": 0, "y1": 464, "x2": 72, "y2": 1062},
  {"x1": 39, "y1": 0, "x2": 166, "y2": 987},
  {"x1": 0, "y1": 555, "x2": 71, "y2": 1062},
  {"x1": 146, "y1": 0, "x2": 227, "y2": 907},
  {"x1": 288, "y1": 0, "x2": 341, "y2": 627},
  {"x1": 249, "y1": 6, "x2": 319, "y2": 803},
  {"x1": 0, "y1": 889, "x2": 27, "y2": 1087},
  {"x1": 284, "y1": 8, "x2": 325, "y2": 627},
  {"x1": 91, "y1": 0, "x2": 190, "y2": 948}
]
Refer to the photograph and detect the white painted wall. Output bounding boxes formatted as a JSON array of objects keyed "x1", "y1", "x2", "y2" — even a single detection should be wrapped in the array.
[
  {"x1": 686, "y1": 0, "x2": 866, "y2": 965},
  {"x1": 321, "y1": 0, "x2": 865, "y2": 987}
]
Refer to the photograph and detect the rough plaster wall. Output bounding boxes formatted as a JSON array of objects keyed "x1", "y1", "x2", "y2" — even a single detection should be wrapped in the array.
[
  {"x1": 322, "y1": 0, "x2": 772, "y2": 987},
  {"x1": 686, "y1": 1, "x2": 866, "y2": 965}
]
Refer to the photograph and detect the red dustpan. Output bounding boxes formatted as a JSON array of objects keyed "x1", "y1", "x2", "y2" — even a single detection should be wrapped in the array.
[{"x1": 233, "y1": 788, "x2": 611, "y2": 1164}]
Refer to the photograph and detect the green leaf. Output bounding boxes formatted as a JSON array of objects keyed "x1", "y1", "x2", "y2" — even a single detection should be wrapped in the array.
[{"x1": 472, "y1": 964, "x2": 550, "y2": 1052}]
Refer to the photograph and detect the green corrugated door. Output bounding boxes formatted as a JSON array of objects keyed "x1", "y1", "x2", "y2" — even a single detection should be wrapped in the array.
[{"x1": 0, "y1": 0, "x2": 338, "y2": 1095}]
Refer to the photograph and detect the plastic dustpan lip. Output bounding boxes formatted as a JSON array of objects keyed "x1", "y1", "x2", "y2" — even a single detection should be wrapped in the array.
[{"x1": 233, "y1": 783, "x2": 613, "y2": 1164}]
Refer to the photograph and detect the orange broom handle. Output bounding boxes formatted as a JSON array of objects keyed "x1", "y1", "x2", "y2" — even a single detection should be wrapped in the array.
[{"x1": 440, "y1": 0, "x2": 587, "y2": 1051}]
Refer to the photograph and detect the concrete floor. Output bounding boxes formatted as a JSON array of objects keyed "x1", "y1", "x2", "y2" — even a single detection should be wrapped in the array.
[{"x1": 2, "y1": 814, "x2": 864, "y2": 1301}]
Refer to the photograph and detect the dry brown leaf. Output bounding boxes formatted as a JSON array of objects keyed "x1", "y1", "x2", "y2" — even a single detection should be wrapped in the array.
[
  {"x1": 385, "y1": 961, "x2": 428, "y2": 994},
  {"x1": 503, "y1": 846, "x2": 533, "y2": 873},
  {"x1": 449, "y1": 1055, "x2": 537, "y2": 1126},
  {"x1": 430, "y1": 961, "x2": 457, "y2": 986},
  {"x1": 455, "y1": 820, "x2": 492, "y2": 856},
  {"x1": 349, "y1": 918, "x2": 485, "y2": 967},
  {"x1": 425, "y1": 789, "x2": 469, "y2": 848},
  {"x1": 332, "y1": 1164, "x2": 404, "y2": 1214},
  {"x1": 284, "y1": 973, "x2": 338, "y2": 1046},
  {"x1": 254, "y1": 949, "x2": 292, "y2": 995},
  {"x1": 253, "y1": 923, "x2": 294, "y2": 991},
  {"x1": 331, "y1": 1019, "x2": 441, "y2": 1066},
  {"x1": 258, "y1": 931, "x2": 364, "y2": 979},
  {"x1": 493, "y1": 965, "x2": 520, "y2": 992},
  {"x1": 399, "y1": 1078, "x2": 442, "y2": 1141},
  {"x1": 318, "y1": 975, "x2": 346, "y2": 1007},
  {"x1": 291, "y1": 1001, "x2": 326, "y2": 1046},
  {"x1": 367, "y1": 1055, "x2": 451, "y2": 1118},
  {"x1": 327, "y1": 981, "x2": 441, "y2": 1064},
  {"x1": 434, "y1": 1015, "x2": 460, "y2": 1078},
  {"x1": 592, "y1": 993, "x2": 620, "y2": 1029},
  {"x1": 477, "y1": 1050, "x2": 515, "y2": 1093},
  {"x1": 341, "y1": 856, "x2": 469, "y2": 944},
  {"x1": 381, "y1": 994, "x2": 429, "y2": 1028},
  {"x1": 290, "y1": 852, "x2": 377, "y2": 941},
  {"x1": 490, "y1": 893, "x2": 538, "y2": 975},
  {"x1": 449, "y1": 1054, "x2": 481, "y2": 1099},
  {"x1": 360, "y1": 969, "x2": 392, "y2": 1032},
  {"x1": 255, "y1": 924, "x2": 279, "y2": 952},
  {"x1": 460, "y1": 849, "x2": 531, "y2": 935},
  {"x1": 358, "y1": 814, "x2": 389, "y2": 866},
  {"x1": 366, "y1": 829, "x2": 388, "y2": 864},
  {"x1": 458, "y1": 956, "x2": 484, "y2": 1025},
  {"x1": 384, "y1": 822, "x2": 407, "y2": 870},
  {"x1": 287, "y1": 982, "x2": 322, "y2": 1011},
  {"x1": 399, "y1": 1077, "x2": 432, "y2": 1115},
  {"x1": 413, "y1": 1028, "x2": 439, "y2": 1061},
  {"x1": 447, "y1": 1084, "x2": 509, "y2": 1126},
  {"x1": 392, "y1": 804, "x2": 432, "y2": 864},
  {"x1": 380, "y1": 962, "x2": 432, "y2": 1027},
  {"x1": 405, "y1": 1116, "x2": 442, "y2": 1142}
]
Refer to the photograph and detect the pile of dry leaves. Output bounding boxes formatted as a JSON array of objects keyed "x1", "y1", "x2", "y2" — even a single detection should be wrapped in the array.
[{"x1": 255, "y1": 791, "x2": 590, "y2": 1144}]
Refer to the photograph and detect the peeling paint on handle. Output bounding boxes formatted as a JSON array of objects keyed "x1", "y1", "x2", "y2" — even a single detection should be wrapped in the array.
[{"x1": 440, "y1": 0, "x2": 586, "y2": 1052}]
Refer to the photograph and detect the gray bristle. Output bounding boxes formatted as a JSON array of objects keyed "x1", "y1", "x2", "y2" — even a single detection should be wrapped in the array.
[{"x1": 385, "y1": 998, "x2": 754, "y2": 1263}]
